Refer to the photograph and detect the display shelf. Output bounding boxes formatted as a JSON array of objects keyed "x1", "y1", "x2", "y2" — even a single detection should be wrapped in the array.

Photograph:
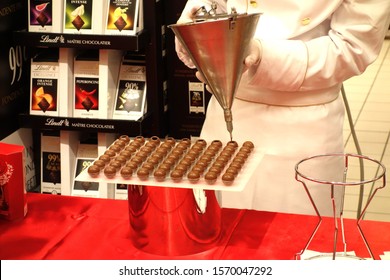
[
  {"x1": 17, "y1": 0, "x2": 169, "y2": 196},
  {"x1": 13, "y1": 30, "x2": 149, "y2": 51},
  {"x1": 18, "y1": 113, "x2": 152, "y2": 135}
]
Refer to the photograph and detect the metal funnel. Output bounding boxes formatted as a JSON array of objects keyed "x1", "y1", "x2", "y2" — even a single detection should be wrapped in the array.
[{"x1": 169, "y1": 12, "x2": 261, "y2": 140}]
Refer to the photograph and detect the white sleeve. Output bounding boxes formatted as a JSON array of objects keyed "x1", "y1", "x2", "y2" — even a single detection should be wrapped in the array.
[{"x1": 248, "y1": 0, "x2": 390, "y2": 92}]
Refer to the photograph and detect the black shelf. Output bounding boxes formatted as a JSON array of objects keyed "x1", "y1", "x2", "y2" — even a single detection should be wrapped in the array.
[
  {"x1": 18, "y1": 113, "x2": 153, "y2": 135},
  {"x1": 13, "y1": 30, "x2": 149, "y2": 51}
]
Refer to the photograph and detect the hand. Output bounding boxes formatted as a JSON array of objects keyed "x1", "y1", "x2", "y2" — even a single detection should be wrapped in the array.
[
  {"x1": 195, "y1": 71, "x2": 213, "y2": 93},
  {"x1": 174, "y1": 6, "x2": 204, "y2": 69},
  {"x1": 243, "y1": 39, "x2": 262, "y2": 72}
]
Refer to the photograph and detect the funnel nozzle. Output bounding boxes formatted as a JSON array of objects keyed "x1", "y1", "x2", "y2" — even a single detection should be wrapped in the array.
[{"x1": 224, "y1": 108, "x2": 233, "y2": 140}]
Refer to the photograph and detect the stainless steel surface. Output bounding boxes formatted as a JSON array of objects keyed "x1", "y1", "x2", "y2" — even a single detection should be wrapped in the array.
[{"x1": 169, "y1": 12, "x2": 261, "y2": 140}]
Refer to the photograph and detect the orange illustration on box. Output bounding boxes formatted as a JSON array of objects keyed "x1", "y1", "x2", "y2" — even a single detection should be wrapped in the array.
[{"x1": 32, "y1": 86, "x2": 55, "y2": 112}]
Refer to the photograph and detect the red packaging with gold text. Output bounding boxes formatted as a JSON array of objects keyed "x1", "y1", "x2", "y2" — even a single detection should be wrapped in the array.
[{"x1": 0, "y1": 142, "x2": 27, "y2": 220}]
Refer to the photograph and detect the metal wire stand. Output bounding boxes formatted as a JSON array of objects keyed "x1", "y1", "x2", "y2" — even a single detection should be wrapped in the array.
[{"x1": 295, "y1": 153, "x2": 386, "y2": 260}]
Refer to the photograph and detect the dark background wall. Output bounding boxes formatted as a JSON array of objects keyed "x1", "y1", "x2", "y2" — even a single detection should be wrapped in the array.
[{"x1": 0, "y1": 0, "x2": 30, "y2": 140}]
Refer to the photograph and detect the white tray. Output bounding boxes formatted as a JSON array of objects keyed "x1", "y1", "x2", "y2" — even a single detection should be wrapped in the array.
[{"x1": 76, "y1": 147, "x2": 264, "y2": 192}]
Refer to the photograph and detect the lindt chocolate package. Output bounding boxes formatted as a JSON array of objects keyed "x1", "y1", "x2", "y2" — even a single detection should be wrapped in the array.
[{"x1": 0, "y1": 142, "x2": 27, "y2": 221}]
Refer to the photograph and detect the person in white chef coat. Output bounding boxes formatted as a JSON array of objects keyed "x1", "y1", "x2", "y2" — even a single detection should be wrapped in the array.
[{"x1": 175, "y1": 0, "x2": 390, "y2": 216}]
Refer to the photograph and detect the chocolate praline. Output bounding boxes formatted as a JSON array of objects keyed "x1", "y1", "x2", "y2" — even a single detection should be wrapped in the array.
[
  {"x1": 140, "y1": 146, "x2": 154, "y2": 154},
  {"x1": 134, "y1": 135, "x2": 145, "y2": 144},
  {"x1": 235, "y1": 151, "x2": 249, "y2": 160},
  {"x1": 109, "y1": 144, "x2": 122, "y2": 153},
  {"x1": 205, "y1": 171, "x2": 218, "y2": 184},
  {"x1": 164, "y1": 137, "x2": 176, "y2": 146},
  {"x1": 109, "y1": 160, "x2": 122, "y2": 171},
  {"x1": 232, "y1": 157, "x2": 246, "y2": 165},
  {"x1": 99, "y1": 154, "x2": 111, "y2": 163},
  {"x1": 206, "y1": 145, "x2": 221, "y2": 153},
  {"x1": 195, "y1": 139, "x2": 207, "y2": 147},
  {"x1": 119, "y1": 150, "x2": 133, "y2": 159},
  {"x1": 115, "y1": 155, "x2": 128, "y2": 165},
  {"x1": 161, "y1": 142, "x2": 174, "y2": 150},
  {"x1": 130, "y1": 156, "x2": 144, "y2": 165},
  {"x1": 171, "y1": 149, "x2": 184, "y2": 157},
  {"x1": 162, "y1": 157, "x2": 176, "y2": 166},
  {"x1": 227, "y1": 140, "x2": 239, "y2": 148},
  {"x1": 210, "y1": 140, "x2": 223, "y2": 147},
  {"x1": 88, "y1": 165, "x2": 100, "y2": 178},
  {"x1": 222, "y1": 172, "x2": 235, "y2": 185},
  {"x1": 104, "y1": 150, "x2": 116, "y2": 158},
  {"x1": 180, "y1": 138, "x2": 192, "y2": 146},
  {"x1": 158, "y1": 162, "x2": 172, "y2": 171},
  {"x1": 191, "y1": 164, "x2": 205, "y2": 173},
  {"x1": 119, "y1": 135, "x2": 130, "y2": 143},
  {"x1": 170, "y1": 169, "x2": 184, "y2": 182},
  {"x1": 211, "y1": 161, "x2": 226, "y2": 170},
  {"x1": 114, "y1": 139, "x2": 126, "y2": 147},
  {"x1": 153, "y1": 168, "x2": 167, "y2": 181},
  {"x1": 175, "y1": 164, "x2": 189, "y2": 173},
  {"x1": 137, "y1": 167, "x2": 150, "y2": 180},
  {"x1": 176, "y1": 142, "x2": 189, "y2": 150},
  {"x1": 229, "y1": 161, "x2": 243, "y2": 170},
  {"x1": 242, "y1": 141, "x2": 255, "y2": 150},
  {"x1": 225, "y1": 167, "x2": 239, "y2": 177},
  {"x1": 126, "y1": 161, "x2": 139, "y2": 170},
  {"x1": 223, "y1": 145, "x2": 237, "y2": 153},
  {"x1": 187, "y1": 170, "x2": 201, "y2": 183},
  {"x1": 93, "y1": 159, "x2": 106, "y2": 169},
  {"x1": 149, "y1": 136, "x2": 161, "y2": 145},
  {"x1": 141, "y1": 162, "x2": 155, "y2": 171},
  {"x1": 239, "y1": 146, "x2": 253, "y2": 154},
  {"x1": 208, "y1": 166, "x2": 222, "y2": 175},
  {"x1": 104, "y1": 166, "x2": 117, "y2": 179},
  {"x1": 120, "y1": 167, "x2": 133, "y2": 179},
  {"x1": 125, "y1": 145, "x2": 138, "y2": 153}
]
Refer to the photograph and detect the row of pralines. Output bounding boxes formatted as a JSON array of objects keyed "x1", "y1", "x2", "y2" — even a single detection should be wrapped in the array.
[{"x1": 87, "y1": 135, "x2": 254, "y2": 186}]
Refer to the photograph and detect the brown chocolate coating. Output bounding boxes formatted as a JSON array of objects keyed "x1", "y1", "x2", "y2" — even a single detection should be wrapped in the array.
[
  {"x1": 115, "y1": 155, "x2": 128, "y2": 165},
  {"x1": 227, "y1": 140, "x2": 239, "y2": 148},
  {"x1": 114, "y1": 139, "x2": 126, "y2": 147},
  {"x1": 134, "y1": 135, "x2": 145, "y2": 144},
  {"x1": 104, "y1": 150, "x2": 116, "y2": 158},
  {"x1": 109, "y1": 144, "x2": 122, "y2": 153},
  {"x1": 109, "y1": 160, "x2": 122, "y2": 171},
  {"x1": 137, "y1": 168, "x2": 150, "y2": 180},
  {"x1": 125, "y1": 145, "x2": 138, "y2": 153},
  {"x1": 170, "y1": 169, "x2": 184, "y2": 182},
  {"x1": 222, "y1": 172, "x2": 235, "y2": 185},
  {"x1": 195, "y1": 139, "x2": 207, "y2": 147},
  {"x1": 210, "y1": 140, "x2": 223, "y2": 148},
  {"x1": 239, "y1": 146, "x2": 253, "y2": 154},
  {"x1": 126, "y1": 161, "x2": 139, "y2": 170},
  {"x1": 87, "y1": 165, "x2": 100, "y2": 177},
  {"x1": 98, "y1": 154, "x2": 111, "y2": 163},
  {"x1": 158, "y1": 162, "x2": 172, "y2": 171},
  {"x1": 242, "y1": 141, "x2": 255, "y2": 150},
  {"x1": 103, "y1": 166, "x2": 117, "y2": 179},
  {"x1": 153, "y1": 168, "x2": 167, "y2": 181},
  {"x1": 119, "y1": 135, "x2": 130, "y2": 143},
  {"x1": 205, "y1": 171, "x2": 218, "y2": 184},
  {"x1": 187, "y1": 170, "x2": 200, "y2": 183},
  {"x1": 120, "y1": 167, "x2": 133, "y2": 179},
  {"x1": 93, "y1": 159, "x2": 106, "y2": 169}
]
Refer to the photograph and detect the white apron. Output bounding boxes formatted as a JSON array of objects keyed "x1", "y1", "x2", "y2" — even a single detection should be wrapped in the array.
[{"x1": 200, "y1": 93, "x2": 345, "y2": 216}]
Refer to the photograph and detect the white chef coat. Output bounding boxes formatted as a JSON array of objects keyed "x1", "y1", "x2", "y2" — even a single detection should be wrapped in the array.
[{"x1": 177, "y1": 0, "x2": 390, "y2": 216}]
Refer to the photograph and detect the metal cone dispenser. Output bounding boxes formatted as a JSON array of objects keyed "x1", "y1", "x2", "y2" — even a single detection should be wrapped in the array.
[{"x1": 169, "y1": 11, "x2": 261, "y2": 140}]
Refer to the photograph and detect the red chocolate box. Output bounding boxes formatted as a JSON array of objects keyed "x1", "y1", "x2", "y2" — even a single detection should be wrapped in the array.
[{"x1": 0, "y1": 142, "x2": 27, "y2": 220}]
